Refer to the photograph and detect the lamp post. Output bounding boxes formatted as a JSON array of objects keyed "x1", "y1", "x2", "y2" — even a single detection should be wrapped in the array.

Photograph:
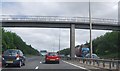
[
  {"x1": 58, "y1": 28, "x2": 61, "y2": 55},
  {"x1": 89, "y1": 0, "x2": 93, "y2": 58}
]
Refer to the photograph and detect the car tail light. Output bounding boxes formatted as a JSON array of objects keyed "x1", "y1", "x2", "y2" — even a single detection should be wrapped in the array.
[
  {"x1": 2, "y1": 54, "x2": 4, "y2": 60},
  {"x1": 56, "y1": 58, "x2": 59, "y2": 60},
  {"x1": 16, "y1": 54, "x2": 20, "y2": 60},
  {"x1": 16, "y1": 54, "x2": 20, "y2": 58},
  {"x1": 46, "y1": 57, "x2": 49, "y2": 60}
]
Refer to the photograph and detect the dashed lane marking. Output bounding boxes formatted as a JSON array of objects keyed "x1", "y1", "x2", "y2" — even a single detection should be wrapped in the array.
[{"x1": 35, "y1": 66, "x2": 39, "y2": 69}]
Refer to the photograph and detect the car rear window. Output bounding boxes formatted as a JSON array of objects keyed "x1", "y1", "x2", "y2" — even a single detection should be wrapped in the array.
[
  {"x1": 48, "y1": 53, "x2": 57, "y2": 56},
  {"x1": 3, "y1": 50, "x2": 18, "y2": 56}
]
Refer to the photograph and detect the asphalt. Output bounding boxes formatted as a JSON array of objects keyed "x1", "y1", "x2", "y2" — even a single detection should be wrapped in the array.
[
  {"x1": 2, "y1": 56, "x2": 88, "y2": 70},
  {"x1": 2, "y1": 56, "x2": 115, "y2": 71}
]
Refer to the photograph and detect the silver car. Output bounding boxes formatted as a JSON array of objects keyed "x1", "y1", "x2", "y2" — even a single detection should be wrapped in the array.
[{"x1": 85, "y1": 53, "x2": 99, "y2": 59}]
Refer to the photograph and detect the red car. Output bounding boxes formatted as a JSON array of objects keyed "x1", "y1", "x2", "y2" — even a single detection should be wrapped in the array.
[{"x1": 45, "y1": 52, "x2": 60, "y2": 64}]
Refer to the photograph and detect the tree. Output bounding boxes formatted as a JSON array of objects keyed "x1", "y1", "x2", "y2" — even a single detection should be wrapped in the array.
[{"x1": 2, "y1": 28, "x2": 40, "y2": 56}]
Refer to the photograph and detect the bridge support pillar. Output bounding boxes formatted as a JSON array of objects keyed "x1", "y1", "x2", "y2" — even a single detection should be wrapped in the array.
[{"x1": 70, "y1": 24, "x2": 75, "y2": 57}]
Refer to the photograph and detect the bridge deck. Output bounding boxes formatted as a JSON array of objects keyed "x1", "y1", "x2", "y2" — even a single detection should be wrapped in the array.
[{"x1": 1, "y1": 15, "x2": 119, "y2": 30}]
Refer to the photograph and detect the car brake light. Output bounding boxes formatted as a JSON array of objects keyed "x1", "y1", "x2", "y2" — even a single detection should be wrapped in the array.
[
  {"x1": 16, "y1": 54, "x2": 20, "y2": 58},
  {"x1": 16, "y1": 54, "x2": 20, "y2": 60},
  {"x1": 46, "y1": 58, "x2": 49, "y2": 59}
]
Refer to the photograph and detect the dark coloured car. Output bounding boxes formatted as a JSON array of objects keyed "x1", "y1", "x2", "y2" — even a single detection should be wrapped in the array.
[
  {"x1": 45, "y1": 52, "x2": 60, "y2": 64},
  {"x1": 0, "y1": 55, "x2": 1, "y2": 68},
  {"x1": 2, "y1": 49, "x2": 25, "y2": 67}
]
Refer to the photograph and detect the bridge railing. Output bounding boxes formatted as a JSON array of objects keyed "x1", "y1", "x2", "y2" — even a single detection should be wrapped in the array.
[
  {"x1": 61, "y1": 56, "x2": 120, "y2": 70},
  {"x1": 1, "y1": 15, "x2": 118, "y2": 25}
]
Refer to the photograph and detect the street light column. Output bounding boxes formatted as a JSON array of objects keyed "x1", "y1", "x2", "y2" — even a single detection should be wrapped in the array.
[
  {"x1": 89, "y1": 0, "x2": 93, "y2": 58},
  {"x1": 58, "y1": 28, "x2": 61, "y2": 55}
]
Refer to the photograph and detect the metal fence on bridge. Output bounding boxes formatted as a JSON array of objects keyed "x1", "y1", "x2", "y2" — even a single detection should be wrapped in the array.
[{"x1": 1, "y1": 15, "x2": 118, "y2": 25}]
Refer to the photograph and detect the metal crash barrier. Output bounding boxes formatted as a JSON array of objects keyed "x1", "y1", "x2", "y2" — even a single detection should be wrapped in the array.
[{"x1": 61, "y1": 56, "x2": 120, "y2": 70}]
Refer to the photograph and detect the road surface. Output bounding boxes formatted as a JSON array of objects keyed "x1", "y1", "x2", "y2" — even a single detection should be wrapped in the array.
[
  {"x1": 2, "y1": 56, "x2": 115, "y2": 71},
  {"x1": 2, "y1": 56, "x2": 87, "y2": 69}
]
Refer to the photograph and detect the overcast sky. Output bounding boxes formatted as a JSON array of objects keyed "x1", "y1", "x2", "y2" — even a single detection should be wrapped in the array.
[{"x1": 1, "y1": 1, "x2": 118, "y2": 52}]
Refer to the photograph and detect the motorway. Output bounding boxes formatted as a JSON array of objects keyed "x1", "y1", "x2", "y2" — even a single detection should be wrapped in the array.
[
  {"x1": 2, "y1": 56, "x2": 115, "y2": 71},
  {"x1": 2, "y1": 56, "x2": 87, "y2": 69}
]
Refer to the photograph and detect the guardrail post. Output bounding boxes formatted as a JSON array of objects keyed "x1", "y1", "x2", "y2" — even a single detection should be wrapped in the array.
[
  {"x1": 112, "y1": 61, "x2": 114, "y2": 67},
  {"x1": 116, "y1": 61, "x2": 119, "y2": 70},
  {"x1": 86, "y1": 60, "x2": 88, "y2": 64},
  {"x1": 65, "y1": 57, "x2": 67, "y2": 60},
  {"x1": 89, "y1": 59, "x2": 92, "y2": 65},
  {"x1": 93, "y1": 60, "x2": 94, "y2": 65},
  {"x1": 73, "y1": 58, "x2": 74, "y2": 61},
  {"x1": 109, "y1": 61, "x2": 111, "y2": 69},
  {"x1": 83, "y1": 59, "x2": 85, "y2": 64},
  {"x1": 78, "y1": 58, "x2": 79, "y2": 62},
  {"x1": 66, "y1": 57, "x2": 68, "y2": 60},
  {"x1": 77, "y1": 58, "x2": 79, "y2": 62},
  {"x1": 80, "y1": 59, "x2": 82, "y2": 63},
  {"x1": 88, "y1": 59, "x2": 90, "y2": 65},
  {"x1": 97, "y1": 60, "x2": 99, "y2": 67},
  {"x1": 103, "y1": 61, "x2": 105, "y2": 67}
]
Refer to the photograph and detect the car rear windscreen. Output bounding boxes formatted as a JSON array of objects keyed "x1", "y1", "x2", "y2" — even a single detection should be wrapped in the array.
[
  {"x1": 48, "y1": 53, "x2": 57, "y2": 56},
  {"x1": 3, "y1": 50, "x2": 18, "y2": 56},
  {"x1": 40, "y1": 50, "x2": 47, "y2": 56}
]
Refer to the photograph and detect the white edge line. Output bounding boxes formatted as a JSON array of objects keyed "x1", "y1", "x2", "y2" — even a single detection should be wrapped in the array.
[
  {"x1": 62, "y1": 60, "x2": 87, "y2": 70},
  {"x1": 35, "y1": 66, "x2": 39, "y2": 69}
]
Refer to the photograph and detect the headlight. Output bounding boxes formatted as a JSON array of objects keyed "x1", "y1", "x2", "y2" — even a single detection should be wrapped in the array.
[{"x1": 16, "y1": 57, "x2": 20, "y2": 60}]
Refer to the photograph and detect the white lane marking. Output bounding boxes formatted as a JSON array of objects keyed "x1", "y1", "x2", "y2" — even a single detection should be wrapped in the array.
[
  {"x1": 35, "y1": 66, "x2": 39, "y2": 69},
  {"x1": 62, "y1": 60, "x2": 87, "y2": 70},
  {"x1": 40, "y1": 61, "x2": 42, "y2": 64}
]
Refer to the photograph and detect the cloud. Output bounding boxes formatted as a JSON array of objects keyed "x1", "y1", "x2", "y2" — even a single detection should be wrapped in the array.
[
  {"x1": 2, "y1": 2, "x2": 118, "y2": 19},
  {"x1": 1, "y1": 0, "x2": 119, "y2": 2}
]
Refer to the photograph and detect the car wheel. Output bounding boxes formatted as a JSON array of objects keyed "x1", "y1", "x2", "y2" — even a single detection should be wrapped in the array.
[
  {"x1": 23, "y1": 62, "x2": 25, "y2": 66},
  {"x1": 3, "y1": 64, "x2": 6, "y2": 68},
  {"x1": 18, "y1": 61, "x2": 22, "y2": 67},
  {"x1": 57, "y1": 61, "x2": 59, "y2": 64},
  {"x1": 45, "y1": 61, "x2": 48, "y2": 64}
]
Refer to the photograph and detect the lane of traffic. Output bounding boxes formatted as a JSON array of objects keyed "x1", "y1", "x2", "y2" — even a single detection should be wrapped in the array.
[
  {"x1": 37, "y1": 60, "x2": 83, "y2": 69},
  {"x1": 2, "y1": 52, "x2": 99, "y2": 70},
  {"x1": 2, "y1": 56, "x2": 89, "y2": 70},
  {"x1": 3, "y1": 56, "x2": 41, "y2": 69},
  {"x1": 21, "y1": 56, "x2": 42, "y2": 69}
]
